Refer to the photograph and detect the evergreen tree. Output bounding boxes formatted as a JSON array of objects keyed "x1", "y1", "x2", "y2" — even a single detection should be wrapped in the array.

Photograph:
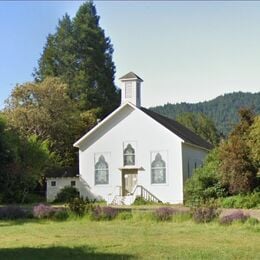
[{"x1": 34, "y1": 2, "x2": 120, "y2": 117}]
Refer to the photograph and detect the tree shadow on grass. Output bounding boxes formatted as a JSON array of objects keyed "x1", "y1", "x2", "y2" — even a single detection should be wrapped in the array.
[
  {"x1": 0, "y1": 219, "x2": 54, "y2": 227},
  {"x1": 0, "y1": 246, "x2": 134, "y2": 260}
]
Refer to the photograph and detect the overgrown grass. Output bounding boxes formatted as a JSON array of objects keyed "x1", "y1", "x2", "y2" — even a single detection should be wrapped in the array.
[{"x1": 0, "y1": 212, "x2": 259, "y2": 259}]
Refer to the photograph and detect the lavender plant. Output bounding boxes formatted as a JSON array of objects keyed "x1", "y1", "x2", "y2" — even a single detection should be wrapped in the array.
[
  {"x1": 219, "y1": 210, "x2": 249, "y2": 225},
  {"x1": 33, "y1": 204, "x2": 55, "y2": 219},
  {"x1": 154, "y1": 207, "x2": 176, "y2": 221}
]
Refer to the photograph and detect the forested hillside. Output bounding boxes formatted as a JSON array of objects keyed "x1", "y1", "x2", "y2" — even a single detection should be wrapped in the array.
[{"x1": 150, "y1": 92, "x2": 260, "y2": 136}]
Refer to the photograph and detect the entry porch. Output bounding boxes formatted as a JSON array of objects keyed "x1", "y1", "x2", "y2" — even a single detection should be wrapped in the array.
[{"x1": 107, "y1": 167, "x2": 161, "y2": 206}]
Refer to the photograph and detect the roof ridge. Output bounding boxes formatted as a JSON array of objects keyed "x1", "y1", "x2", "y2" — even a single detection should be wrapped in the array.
[{"x1": 140, "y1": 107, "x2": 213, "y2": 150}]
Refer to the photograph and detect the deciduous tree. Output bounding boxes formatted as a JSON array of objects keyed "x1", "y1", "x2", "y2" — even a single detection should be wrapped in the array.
[
  {"x1": 219, "y1": 108, "x2": 257, "y2": 194},
  {"x1": 0, "y1": 115, "x2": 51, "y2": 203},
  {"x1": 5, "y1": 77, "x2": 89, "y2": 165}
]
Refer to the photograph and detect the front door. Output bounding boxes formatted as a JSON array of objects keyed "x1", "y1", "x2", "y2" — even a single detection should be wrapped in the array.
[{"x1": 122, "y1": 170, "x2": 137, "y2": 196}]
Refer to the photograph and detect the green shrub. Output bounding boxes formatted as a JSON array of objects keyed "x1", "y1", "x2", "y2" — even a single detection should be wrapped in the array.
[
  {"x1": 133, "y1": 196, "x2": 159, "y2": 205},
  {"x1": 23, "y1": 193, "x2": 46, "y2": 204},
  {"x1": 68, "y1": 197, "x2": 87, "y2": 216},
  {"x1": 54, "y1": 186, "x2": 80, "y2": 203},
  {"x1": 53, "y1": 209, "x2": 69, "y2": 221},
  {"x1": 219, "y1": 192, "x2": 260, "y2": 209},
  {"x1": 67, "y1": 197, "x2": 96, "y2": 216},
  {"x1": 184, "y1": 149, "x2": 226, "y2": 207}
]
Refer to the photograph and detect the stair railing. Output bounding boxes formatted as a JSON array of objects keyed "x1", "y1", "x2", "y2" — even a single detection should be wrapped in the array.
[{"x1": 130, "y1": 185, "x2": 161, "y2": 203}]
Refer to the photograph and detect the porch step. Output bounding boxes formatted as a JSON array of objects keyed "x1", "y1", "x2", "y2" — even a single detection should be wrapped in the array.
[
  {"x1": 109, "y1": 185, "x2": 161, "y2": 206},
  {"x1": 111, "y1": 195, "x2": 126, "y2": 206}
]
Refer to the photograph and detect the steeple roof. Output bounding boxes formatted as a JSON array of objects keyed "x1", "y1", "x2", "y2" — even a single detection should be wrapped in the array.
[{"x1": 119, "y1": 72, "x2": 143, "y2": 81}]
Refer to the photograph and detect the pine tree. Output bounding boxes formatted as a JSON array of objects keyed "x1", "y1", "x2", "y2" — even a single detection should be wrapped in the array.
[{"x1": 34, "y1": 2, "x2": 120, "y2": 117}]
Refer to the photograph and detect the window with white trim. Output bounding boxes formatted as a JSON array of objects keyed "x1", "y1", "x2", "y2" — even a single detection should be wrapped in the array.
[
  {"x1": 151, "y1": 153, "x2": 166, "y2": 184},
  {"x1": 95, "y1": 155, "x2": 109, "y2": 185},
  {"x1": 124, "y1": 144, "x2": 135, "y2": 166}
]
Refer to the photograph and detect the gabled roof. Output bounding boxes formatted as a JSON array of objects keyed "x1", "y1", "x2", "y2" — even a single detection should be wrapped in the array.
[
  {"x1": 74, "y1": 102, "x2": 136, "y2": 147},
  {"x1": 73, "y1": 101, "x2": 213, "y2": 150},
  {"x1": 119, "y1": 72, "x2": 143, "y2": 82},
  {"x1": 140, "y1": 107, "x2": 213, "y2": 150},
  {"x1": 45, "y1": 166, "x2": 79, "y2": 178}
]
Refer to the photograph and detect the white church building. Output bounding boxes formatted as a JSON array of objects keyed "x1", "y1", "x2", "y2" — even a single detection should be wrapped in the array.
[{"x1": 46, "y1": 72, "x2": 212, "y2": 205}]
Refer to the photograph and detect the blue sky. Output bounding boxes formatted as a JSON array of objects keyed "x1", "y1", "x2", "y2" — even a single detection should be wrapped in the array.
[{"x1": 1, "y1": 1, "x2": 260, "y2": 109}]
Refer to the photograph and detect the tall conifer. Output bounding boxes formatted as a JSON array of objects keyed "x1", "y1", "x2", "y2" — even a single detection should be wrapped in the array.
[{"x1": 34, "y1": 2, "x2": 120, "y2": 116}]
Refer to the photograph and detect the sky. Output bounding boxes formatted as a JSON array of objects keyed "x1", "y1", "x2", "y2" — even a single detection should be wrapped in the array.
[{"x1": 0, "y1": 1, "x2": 260, "y2": 109}]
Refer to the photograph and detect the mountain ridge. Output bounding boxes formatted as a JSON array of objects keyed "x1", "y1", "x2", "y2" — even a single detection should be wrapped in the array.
[{"x1": 150, "y1": 91, "x2": 260, "y2": 136}]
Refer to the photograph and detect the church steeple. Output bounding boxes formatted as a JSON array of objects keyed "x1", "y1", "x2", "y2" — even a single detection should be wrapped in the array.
[{"x1": 119, "y1": 72, "x2": 143, "y2": 107}]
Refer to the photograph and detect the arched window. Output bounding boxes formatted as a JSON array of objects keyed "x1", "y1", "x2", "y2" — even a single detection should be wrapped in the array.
[
  {"x1": 124, "y1": 144, "x2": 135, "y2": 166},
  {"x1": 151, "y1": 153, "x2": 166, "y2": 184},
  {"x1": 95, "y1": 155, "x2": 109, "y2": 185}
]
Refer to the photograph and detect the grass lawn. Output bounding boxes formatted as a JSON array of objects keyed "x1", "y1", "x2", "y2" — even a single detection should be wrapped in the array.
[{"x1": 0, "y1": 216, "x2": 259, "y2": 260}]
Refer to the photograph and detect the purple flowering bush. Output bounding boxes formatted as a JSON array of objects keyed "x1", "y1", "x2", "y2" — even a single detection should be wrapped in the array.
[
  {"x1": 102, "y1": 206, "x2": 119, "y2": 220},
  {"x1": 154, "y1": 207, "x2": 176, "y2": 221},
  {"x1": 219, "y1": 210, "x2": 249, "y2": 225},
  {"x1": 192, "y1": 207, "x2": 219, "y2": 223},
  {"x1": 33, "y1": 204, "x2": 55, "y2": 219}
]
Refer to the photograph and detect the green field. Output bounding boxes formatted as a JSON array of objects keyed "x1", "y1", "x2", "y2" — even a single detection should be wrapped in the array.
[{"x1": 0, "y1": 217, "x2": 259, "y2": 260}]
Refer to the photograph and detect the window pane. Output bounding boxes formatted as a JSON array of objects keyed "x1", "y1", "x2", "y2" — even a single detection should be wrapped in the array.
[
  {"x1": 124, "y1": 155, "x2": 135, "y2": 165},
  {"x1": 95, "y1": 170, "x2": 108, "y2": 184},
  {"x1": 152, "y1": 168, "x2": 166, "y2": 184},
  {"x1": 95, "y1": 155, "x2": 109, "y2": 185},
  {"x1": 124, "y1": 144, "x2": 135, "y2": 166},
  {"x1": 151, "y1": 153, "x2": 166, "y2": 184}
]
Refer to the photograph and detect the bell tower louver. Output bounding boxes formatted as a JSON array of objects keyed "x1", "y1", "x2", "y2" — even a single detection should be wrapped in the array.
[{"x1": 119, "y1": 72, "x2": 143, "y2": 107}]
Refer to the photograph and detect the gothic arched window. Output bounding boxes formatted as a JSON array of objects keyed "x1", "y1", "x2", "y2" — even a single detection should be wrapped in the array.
[
  {"x1": 124, "y1": 144, "x2": 135, "y2": 166},
  {"x1": 151, "y1": 153, "x2": 166, "y2": 184},
  {"x1": 95, "y1": 155, "x2": 109, "y2": 185}
]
